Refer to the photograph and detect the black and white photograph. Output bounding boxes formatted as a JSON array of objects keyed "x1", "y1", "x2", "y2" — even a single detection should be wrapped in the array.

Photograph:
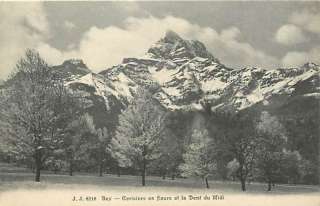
[{"x1": 0, "y1": 1, "x2": 319, "y2": 206}]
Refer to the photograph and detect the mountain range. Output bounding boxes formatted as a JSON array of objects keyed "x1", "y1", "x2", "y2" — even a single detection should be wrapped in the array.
[{"x1": 54, "y1": 31, "x2": 319, "y2": 118}]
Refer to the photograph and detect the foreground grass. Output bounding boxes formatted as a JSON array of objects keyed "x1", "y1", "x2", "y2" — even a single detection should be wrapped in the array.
[
  {"x1": 0, "y1": 176, "x2": 319, "y2": 206},
  {"x1": 0, "y1": 164, "x2": 319, "y2": 206},
  {"x1": 0, "y1": 171, "x2": 319, "y2": 194}
]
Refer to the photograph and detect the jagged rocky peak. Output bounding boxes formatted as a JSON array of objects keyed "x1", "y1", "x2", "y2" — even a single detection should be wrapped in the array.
[
  {"x1": 147, "y1": 30, "x2": 219, "y2": 63},
  {"x1": 59, "y1": 59, "x2": 89, "y2": 72},
  {"x1": 52, "y1": 59, "x2": 91, "y2": 81},
  {"x1": 302, "y1": 62, "x2": 319, "y2": 70},
  {"x1": 62, "y1": 59, "x2": 89, "y2": 69},
  {"x1": 163, "y1": 30, "x2": 183, "y2": 44}
]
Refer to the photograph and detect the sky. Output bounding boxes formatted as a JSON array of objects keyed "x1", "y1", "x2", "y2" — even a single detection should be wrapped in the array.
[{"x1": 0, "y1": 1, "x2": 319, "y2": 79}]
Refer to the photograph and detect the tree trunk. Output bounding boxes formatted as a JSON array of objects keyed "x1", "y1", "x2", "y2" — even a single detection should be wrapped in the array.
[
  {"x1": 69, "y1": 161, "x2": 73, "y2": 176},
  {"x1": 205, "y1": 177, "x2": 210, "y2": 189},
  {"x1": 99, "y1": 162, "x2": 103, "y2": 177},
  {"x1": 35, "y1": 150, "x2": 41, "y2": 182},
  {"x1": 171, "y1": 174, "x2": 175, "y2": 180},
  {"x1": 238, "y1": 162, "x2": 246, "y2": 191},
  {"x1": 240, "y1": 178, "x2": 246, "y2": 191},
  {"x1": 142, "y1": 156, "x2": 146, "y2": 186},
  {"x1": 161, "y1": 170, "x2": 166, "y2": 179},
  {"x1": 35, "y1": 166, "x2": 41, "y2": 182},
  {"x1": 99, "y1": 149, "x2": 104, "y2": 177},
  {"x1": 267, "y1": 180, "x2": 272, "y2": 191},
  {"x1": 117, "y1": 165, "x2": 120, "y2": 177}
]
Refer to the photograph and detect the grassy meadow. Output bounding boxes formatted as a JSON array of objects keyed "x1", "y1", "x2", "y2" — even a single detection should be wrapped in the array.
[{"x1": 0, "y1": 163, "x2": 319, "y2": 206}]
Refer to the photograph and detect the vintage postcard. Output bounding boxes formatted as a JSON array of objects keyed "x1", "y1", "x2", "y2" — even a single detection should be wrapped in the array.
[{"x1": 0, "y1": 1, "x2": 319, "y2": 206}]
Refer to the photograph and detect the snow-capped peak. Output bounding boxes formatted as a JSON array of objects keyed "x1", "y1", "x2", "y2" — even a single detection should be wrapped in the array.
[
  {"x1": 52, "y1": 59, "x2": 91, "y2": 81},
  {"x1": 61, "y1": 31, "x2": 319, "y2": 112},
  {"x1": 147, "y1": 30, "x2": 219, "y2": 64},
  {"x1": 62, "y1": 59, "x2": 90, "y2": 71},
  {"x1": 163, "y1": 30, "x2": 184, "y2": 44}
]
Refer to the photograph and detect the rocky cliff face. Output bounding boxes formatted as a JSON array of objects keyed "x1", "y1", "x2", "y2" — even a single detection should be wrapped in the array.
[{"x1": 52, "y1": 59, "x2": 91, "y2": 81}]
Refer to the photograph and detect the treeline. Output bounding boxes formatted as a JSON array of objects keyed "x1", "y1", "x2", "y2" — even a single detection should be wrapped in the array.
[{"x1": 0, "y1": 50, "x2": 318, "y2": 191}]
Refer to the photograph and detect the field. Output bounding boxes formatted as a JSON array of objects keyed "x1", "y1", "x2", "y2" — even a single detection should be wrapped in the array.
[{"x1": 0, "y1": 163, "x2": 319, "y2": 206}]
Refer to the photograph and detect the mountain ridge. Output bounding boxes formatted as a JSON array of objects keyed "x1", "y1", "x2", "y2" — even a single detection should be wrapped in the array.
[{"x1": 57, "y1": 31, "x2": 319, "y2": 113}]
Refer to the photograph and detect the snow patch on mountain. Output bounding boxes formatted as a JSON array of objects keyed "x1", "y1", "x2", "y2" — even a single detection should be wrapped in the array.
[
  {"x1": 201, "y1": 79, "x2": 227, "y2": 92},
  {"x1": 110, "y1": 72, "x2": 137, "y2": 98},
  {"x1": 149, "y1": 66, "x2": 177, "y2": 85}
]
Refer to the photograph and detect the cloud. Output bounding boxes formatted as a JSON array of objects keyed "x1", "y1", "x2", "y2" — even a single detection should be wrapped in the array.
[
  {"x1": 279, "y1": 8, "x2": 320, "y2": 68},
  {"x1": 282, "y1": 46, "x2": 320, "y2": 67},
  {"x1": 289, "y1": 9, "x2": 320, "y2": 35},
  {"x1": 210, "y1": 27, "x2": 279, "y2": 69},
  {"x1": 41, "y1": 16, "x2": 279, "y2": 71},
  {"x1": 37, "y1": 43, "x2": 67, "y2": 65},
  {"x1": 64, "y1": 20, "x2": 76, "y2": 30},
  {"x1": 111, "y1": 1, "x2": 142, "y2": 14},
  {"x1": 0, "y1": 2, "x2": 49, "y2": 79},
  {"x1": 275, "y1": 24, "x2": 307, "y2": 45},
  {"x1": 220, "y1": 27, "x2": 241, "y2": 40},
  {"x1": 3, "y1": 4, "x2": 319, "y2": 81}
]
